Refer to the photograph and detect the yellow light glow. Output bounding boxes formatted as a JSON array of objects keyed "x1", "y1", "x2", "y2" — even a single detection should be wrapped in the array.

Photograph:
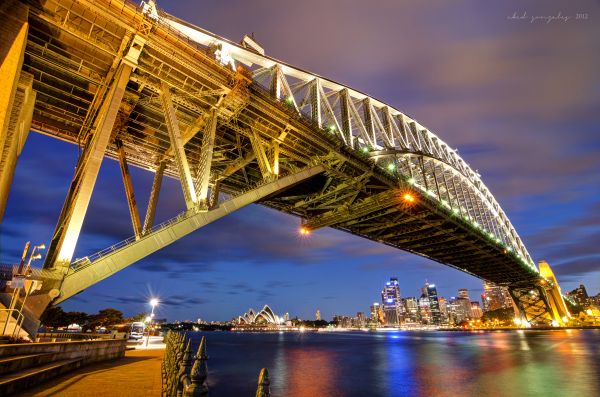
[
  {"x1": 299, "y1": 227, "x2": 311, "y2": 236},
  {"x1": 402, "y1": 193, "x2": 415, "y2": 203}
]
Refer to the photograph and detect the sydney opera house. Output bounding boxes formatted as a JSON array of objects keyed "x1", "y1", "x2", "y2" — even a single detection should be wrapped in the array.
[{"x1": 236, "y1": 305, "x2": 283, "y2": 328}]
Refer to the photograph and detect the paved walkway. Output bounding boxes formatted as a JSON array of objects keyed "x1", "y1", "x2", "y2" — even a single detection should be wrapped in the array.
[{"x1": 15, "y1": 339, "x2": 165, "y2": 397}]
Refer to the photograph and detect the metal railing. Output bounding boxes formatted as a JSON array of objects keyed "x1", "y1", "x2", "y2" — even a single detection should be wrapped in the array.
[
  {"x1": 162, "y1": 331, "x2": 271, "y2": 397},
  {"x1": 69, "y1": 209, "x2": 191, "y2": 272},
  {"x1": 0, "y1": 308, "x2": 25, "y2": 339},
  {"x1": 69, "y1": 163, "x2": 322, "y2": 274}
]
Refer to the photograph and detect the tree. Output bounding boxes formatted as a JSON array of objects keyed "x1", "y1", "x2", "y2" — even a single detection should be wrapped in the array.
[
  {"x1": 40, "y1": 306, "x2": 68, "y2": 328},
  {"x1": 125, "y1": 313, "x2": 148, "y2": 323},
  {"x1": 88, "y1": 308, "x2": 124, "y2": 329},
  {"x1": 481, "y1": 307, "x2": 515, "y2": 323}
]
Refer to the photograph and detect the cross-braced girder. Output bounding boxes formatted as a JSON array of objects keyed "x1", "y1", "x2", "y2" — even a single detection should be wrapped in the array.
[{"x1": 2, "y1": 0, "x2": 550, "y2": 321}]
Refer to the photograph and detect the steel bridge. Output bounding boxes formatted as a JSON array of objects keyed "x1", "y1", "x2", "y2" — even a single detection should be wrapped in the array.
[{"x1": 0, "y1": 0, "x2": 570, "y2": 335}]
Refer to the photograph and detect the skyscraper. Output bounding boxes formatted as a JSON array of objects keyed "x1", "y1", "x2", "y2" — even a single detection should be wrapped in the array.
[
  {"x1": 403, "y1": 297, "x2": 419, "y2": 323},
  {"x1": 567, "y1": 284, "x2": 589, "y2": 307},
  {"x1": 422, "y1": 282, "x2": 442, "y2": 325},
  {"x1": 481, "y1": 282, "x2": 513, "y2": 312},
  {"x1": 381, "y1": 277, "x2": 402, "y2": 326},
  {"x1": 315, "y1": 309, "x2": 321, "y2": 321}
]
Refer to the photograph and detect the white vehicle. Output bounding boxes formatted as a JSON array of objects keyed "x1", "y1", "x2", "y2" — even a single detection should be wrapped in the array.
[{"x1": 129, "y1": 322, "x2": 145, "y2": 340}]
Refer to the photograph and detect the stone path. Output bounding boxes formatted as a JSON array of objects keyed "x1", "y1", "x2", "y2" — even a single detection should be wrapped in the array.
[{"x1": 14, "y1": 346, "x2": 164, "y2": 397}]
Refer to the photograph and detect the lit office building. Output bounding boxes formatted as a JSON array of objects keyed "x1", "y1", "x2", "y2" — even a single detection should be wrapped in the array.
[
  {"x1": 447, "y1": 297, "x2": 465, "y2": 324},
  {"x1": 418, "y1": 296, "x2": 432, "y2": 324},
  {"x1": 438, "y1": 297, "x2": 449, "y2": 324},
  {"x1": 381, "y1": 277, "x2": 403, "y2": 326},
  {"x1": 370, "y1": 302, "x2": 385, "y2": 324},
  {"x1": 481, "y1": 282, "x2": 513, "y2": 312},
  {"x1": 567, "y1": 284, "x2": 589, "y2": 307},
  {"x1": 423, "y1": 283, "x2": 442, "y2": 325},
  {"x1": 403, "y1": 297, "x2": 420, "y2": 323},
  {"x1": 470, "y1": 302, "x2": 483, "y2": 319},
  {"x1": 356, "y1": 312, "x2": 366, "y2": 327}
]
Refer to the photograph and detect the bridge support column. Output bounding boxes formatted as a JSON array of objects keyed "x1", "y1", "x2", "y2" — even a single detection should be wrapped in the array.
[
  {"x1": 44, "y1": 64, "x2": 133, "y2": 270},
  {"x1": 509, "y1": 261, "x2": 570, "y2": 327},
  {"x1": 116, "y1": 139, "x2": 142, "y2": 237},
  {"x1": 0, "y1": 3, "x2": 30, "y2": 223},
  {"x1": 160, "y1": 81, "x2": 197, "y2": 210},
  {"x1": 142, "y1": 161, "x2": 165, "y2": 234}
]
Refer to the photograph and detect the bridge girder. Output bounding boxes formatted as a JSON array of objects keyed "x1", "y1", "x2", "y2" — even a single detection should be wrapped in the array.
[{"x1": 0, "y1": 0, "x2": 565, "y2": 336}]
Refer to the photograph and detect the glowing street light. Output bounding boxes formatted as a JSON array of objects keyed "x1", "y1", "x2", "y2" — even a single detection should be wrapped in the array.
[{"x1": 146, "y1": 298, "x2": 159, "y2": 347}]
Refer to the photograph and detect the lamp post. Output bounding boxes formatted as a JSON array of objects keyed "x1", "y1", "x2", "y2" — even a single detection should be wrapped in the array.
[
  {"x1": 2, "y1": 242, "x2": 45, "y2": 337},
  {"x1": 145, "y1": 298, "x2": 159, "y2": 346}
]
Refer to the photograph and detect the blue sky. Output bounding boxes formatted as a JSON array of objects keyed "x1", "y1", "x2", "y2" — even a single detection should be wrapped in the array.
[{"x1": 1, "y1": 0, "x2": 599, "y2": 321}]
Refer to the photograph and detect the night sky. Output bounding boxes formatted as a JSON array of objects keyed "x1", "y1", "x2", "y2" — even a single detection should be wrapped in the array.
[{"x1": 1, "y1": 0, "x2": 599, "y2": 322}]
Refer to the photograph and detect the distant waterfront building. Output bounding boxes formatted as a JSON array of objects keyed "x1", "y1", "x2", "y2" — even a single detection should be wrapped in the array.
[
  {"x1": 381, "y1": 277, "x2": 403, "y2": 326},
  {"x1": 402, "y1": 297, "x2": 419, "y2": 323},
  {"x1": 422, "y1": 283, "x2": 442, "y2": 325},
  {"x1": 315, "y1": 309, "x2": 321, "y2": 321},
  {"x1": 458, "y1": 288, "x2": 470, "y2": 300},
  {"x1": 446, "y1": 297, "x2": 469, "y2": 324},
  {"x1": 567, "y1": 284, "x2": 589, "y2": 307},
  {"x1": 418, "y1": 296, "x2": 431, "y2": 324},
  {"x1": 356, "y1": 312, "x2": 366, "y2": 327},
  {"x1": 438, "y1": 297, "x2": 449, "y2": 324},
  {"x1": 237, "y1": 305, "x2": 282, "y2": 327},
  {"x1": 284, "y1": 312, "x2": 290, "y2": 322},
  {"x1": 470, "y1": 302, "x2": 483, "y2": 319},
  {"x1": 481, "y1": 282, "x2": 513, "y2": 312},
  {"x1": 333, "y1": 315, "x2": 352, "y2": 328},
  {"x1": 370, "y1": 303, "x2": 379, "y2": 321}
]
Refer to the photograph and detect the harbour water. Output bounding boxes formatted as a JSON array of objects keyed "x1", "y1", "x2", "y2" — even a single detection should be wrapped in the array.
[{"x1": 188, "y1": 329, "x2": 600, "y2": 397}]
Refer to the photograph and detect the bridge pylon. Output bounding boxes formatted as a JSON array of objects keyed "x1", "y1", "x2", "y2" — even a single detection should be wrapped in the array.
[{"x1": 508, "y1": 260, "x2": 570, "y2": 327}]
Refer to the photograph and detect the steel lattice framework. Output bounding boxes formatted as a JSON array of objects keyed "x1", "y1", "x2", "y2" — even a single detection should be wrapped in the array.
[{"x1": 1, "y1": 0, "x2": 571, "y2": 333}]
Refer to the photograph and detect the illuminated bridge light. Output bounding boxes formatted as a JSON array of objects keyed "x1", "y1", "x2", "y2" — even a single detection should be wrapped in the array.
[
  {"x1": 361, "y1": 146, "x2": 369, "y2": 153},
  {"x1": 407, "y1": 177, "x2": 416, "y2": 185},
  {"x1": 427, "y1": 190, "x2": 436, "y2": 197},
  {"x1": 452, "y1": 208, "x2": 460, "y2": 214},
  {"x1": 285, "y1": 95, "x2": 294, "y2": 103},
  {"x1": 329, "y1": 125, "x2": 336, "y2": 132},
  {"x1": 387, "y1": 163, "x2": 396, "y2": 171},
  {"x1": 299, "y1": 226, "x2": 311, "y2": 236},
  {"x1": 402, "y1": 193, "x2": 416, "y2": 204}
]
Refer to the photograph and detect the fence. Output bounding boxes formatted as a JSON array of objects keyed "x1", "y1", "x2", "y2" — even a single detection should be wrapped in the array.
[{"x1": 162, "y1": 331, "x2": 271, "y2": 397}]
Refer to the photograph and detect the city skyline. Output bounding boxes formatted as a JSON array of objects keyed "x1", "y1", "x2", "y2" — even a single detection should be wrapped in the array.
[{"x1": 1, "y1": 0, "x2": 599, "y2": 322}]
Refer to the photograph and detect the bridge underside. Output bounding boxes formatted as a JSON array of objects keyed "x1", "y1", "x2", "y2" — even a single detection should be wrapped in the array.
[{"x1": 0, "y1": 0, "x2": 568, "y2": 334}]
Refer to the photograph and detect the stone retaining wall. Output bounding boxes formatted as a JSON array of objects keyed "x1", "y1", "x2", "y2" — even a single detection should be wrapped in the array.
[{"x1": 0, "y1": 339, "x2": 127, "y2": 364}]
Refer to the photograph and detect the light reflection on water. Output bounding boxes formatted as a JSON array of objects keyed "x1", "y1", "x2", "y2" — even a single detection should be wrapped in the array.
[{"x1": 188, "y1": 329, "x2": 600, "y2": 397}]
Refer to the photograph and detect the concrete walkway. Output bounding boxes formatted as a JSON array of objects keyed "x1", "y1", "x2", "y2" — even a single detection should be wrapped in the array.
[{"x1": 14, "y1": 337, "x2": 165, "y2": 397}]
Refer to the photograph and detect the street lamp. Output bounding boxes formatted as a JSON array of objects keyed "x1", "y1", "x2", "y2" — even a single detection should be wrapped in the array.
[
  {"x1": 2, "y1": 242, "x2": 45, "y2": 337},
  {"x1": 146, "y1": 298, "x2": 159, "y2": 346}
]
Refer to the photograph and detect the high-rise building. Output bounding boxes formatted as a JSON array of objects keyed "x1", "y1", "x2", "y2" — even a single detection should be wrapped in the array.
[
  {"x1": 567, "y1": 284, "x2": 589, "y2": 307},
  {"x1": 446, "y1": 297, "x2": 470, "y2": 324},
  {"x1": 315, "y1": 309, "x2": 321, "y2": 321},
  {"x1": 370, "y1": 302, "x2": 385, "y2": 324},
  {"x1": 458, "y1": 288, "x2": 470, "y2": 300},
  {"x1": 418, "y1": 296, "x2": 432, "y2": 324},
  {"x1": 470, "y1": 302, "x2": 483, "y2": 319},
  {"x1": 438, "y1": 297, "x2": 449, "y2": 324},
  {"x1": 403, "y1": 297, "x2": 419, "y2": 323},
  {"x1": 381, "y1": 277, "x2": 402, "y2": 326},
  {"x1": 423, "y1": 282, "x2": 442, "y2": 325},
  {"x1": 356, "y1": 312, "x2": 366, "y2": 327},
  {"x1": 284, "y1": 312, "x2": 290, "y2": 322},
  {"x1": 481, "y1": 282, "x2": 513, "y2": 312}
]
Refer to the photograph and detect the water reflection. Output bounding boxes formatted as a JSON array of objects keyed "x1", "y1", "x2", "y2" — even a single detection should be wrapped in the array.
[{"x1": 189, "y1": 330, "x2": 600, "y2": 397}]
